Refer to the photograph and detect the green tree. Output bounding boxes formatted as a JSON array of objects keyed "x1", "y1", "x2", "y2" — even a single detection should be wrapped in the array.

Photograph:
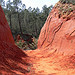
[
  {"x1": 6, "y1": 0, "x2": 15, "y2": 30},
  {"x1": 0, "y1": 0, "x2": 5, "y2": 8},
  {"x1": 4, "y1": 1, "x2": 53, "y2": 39},
  {"x1": 42, "y1": 5, "x2": 53, "y2": 16},
  {"x1": 13, "y1": 0, "x2": 23, "y2": 34}
]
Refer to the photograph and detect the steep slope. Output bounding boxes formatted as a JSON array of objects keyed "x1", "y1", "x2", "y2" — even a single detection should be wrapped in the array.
[
  {"x1": 38, "y1": 2, "x2": 75, "y2": 55},
  {"x1": 0, "y1": 6, "x2": 31, "y2": 74},
  {"x1": 0, "y1": 6, "x2": 14, "y2": 44},
  {"x1": 26, "y1": 2, "x2": 75, "y2": 75},
  {"x1": 0, "y1": 1, "x2": 75, "y2": 74}
]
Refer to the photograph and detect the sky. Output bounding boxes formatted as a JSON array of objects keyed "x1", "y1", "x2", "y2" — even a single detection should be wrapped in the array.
[
  {"x1": 22, "y1": 0, "x2": 59, "y2": 10},
  {"x1": 5, "y1": 0, "x2": 59, "y2": 10}
]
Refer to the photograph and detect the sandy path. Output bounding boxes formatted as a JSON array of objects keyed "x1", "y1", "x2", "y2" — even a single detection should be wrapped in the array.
[{"x1": 25, "y1": 50, "x2": 75, "y2": 75}]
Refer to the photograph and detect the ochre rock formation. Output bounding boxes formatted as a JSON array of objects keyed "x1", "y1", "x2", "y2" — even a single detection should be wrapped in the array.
[
  {"x1": 0, "y1": 6, "x2": 30, "y2": 74},
  {"x1": 0, "y1": 6, "x2": 14, "y2": 44},
  {"x1": 26, "y1": 4, "x2": 75, "y2": 74},
  {"x1": 38, "y1": 7, "x2": 75, "y2": 55},
  {"x1": 0, "y1": 2, "x2": 75, "y2": 74}
]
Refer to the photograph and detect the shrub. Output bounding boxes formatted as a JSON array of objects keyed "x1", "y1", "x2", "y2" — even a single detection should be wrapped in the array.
[
  {"x1": 15, "y1": 37, "x2": 37, "y2": 50},
  {"x1": 68, "y1": 7, "x2": 74, "y2": 12},
  {"x1": 60, "y1": 0, "x2": 75, "y2": 5},
  {"x1": 15, "y1": 40, "x2": 27, "y2": 49}
]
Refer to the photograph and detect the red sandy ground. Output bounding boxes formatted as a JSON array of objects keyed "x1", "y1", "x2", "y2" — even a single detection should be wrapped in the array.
[
  {"x1": 0, "y1": 4, "x2": 75, "y2": 75},
  {"x1": 25, "y1": 6, "x2": 75, "y2": 75},
  {"x1": 25, "y1": 49, "x2": 75, "y2": 75}
]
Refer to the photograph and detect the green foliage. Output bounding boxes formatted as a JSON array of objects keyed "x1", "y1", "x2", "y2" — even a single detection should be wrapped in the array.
[
  {"x1": 2, "y1": 0, "x2": 53, "y2": 50},
  {"x1": 4, "y1": 0, "x2": 53, "y2": 38},
  {"x1": 15, "y1": 37, "x2": 38, "y2": 50},
  {"x1": 59, "y1": 7, "x2": 74, "y2": 16},
  {"x1": 60, "y1": 0, "x2": 75, "y2": 5},
  {"x1": 58, "y1": 1, "x2": 74, "y2": 17},
  {"x1": 13, "y1": 0, "x2": 22, "y2": 12},
  {"x1": 68, "y1": 7, "x2": 74, "y2": 12},
  {"x1": 15, "y1": 40, "x2": 25, "y2": 49},
  {"x1": 59, "y1": 7, "x2": 63, "y2": 11},
  {"x1": 0, "y1": 0, "x2": 5, "y2": 7}
]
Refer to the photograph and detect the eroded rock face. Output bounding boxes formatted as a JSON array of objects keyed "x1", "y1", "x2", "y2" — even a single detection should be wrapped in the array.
[
  {"x1": 0, "y1": 6, "x2": 14, "y2": 44},
  {"x1": 0, "y1": 3, "x2": 75, "y2": 74},
  {"x1": 38, "y1": 7, "x2": 75, "y2": 55},
  {"x1": 0, "y1": 6, "x2": 29, "y2": 74}
]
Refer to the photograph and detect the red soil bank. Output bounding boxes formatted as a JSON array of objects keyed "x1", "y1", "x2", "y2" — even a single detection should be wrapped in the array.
[
  {"x1": 38, "y1": 7, "x2": 75, "y2": 55},
  {"x1": 26, "y1": 7, "x2": 75, "y2": 74},
  {"x1": 0, "y1": 3, "x2": 75, "y2": 74},
  {"x1": 0, "y1": 6, "x2": 14, "y2": 44},
  {"x1": 0, "y1": 6, "x2": 30, "y2": 74}
]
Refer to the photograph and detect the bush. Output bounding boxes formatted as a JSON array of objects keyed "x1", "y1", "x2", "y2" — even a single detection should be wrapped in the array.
[
  {"x1": 15, "y1": 40, "x2": 27, "y2": 49},
  {"x1": 68, "y1": 7, "x2": 74, "y2": 12},
  {"x1": 60, "y1": 0, "x2": 75, "y2": 5},
  {"x1": 15, "y1": 37, "x2": 37, "y2": 50}
]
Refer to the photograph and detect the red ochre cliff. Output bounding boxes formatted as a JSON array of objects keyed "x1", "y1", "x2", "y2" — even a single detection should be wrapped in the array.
[
  {"x1": 0, "y1": 2, "x2": 75, "y2": 75},
  {"x1": 38, "y1": 6, "x2": 75, "y2": 55},
  {"x1": 0, "y1": 6, "x2": 31, "y2": 75},
  {"x1": 26, "y1": 2, "x2": 75, "y2": 74}
]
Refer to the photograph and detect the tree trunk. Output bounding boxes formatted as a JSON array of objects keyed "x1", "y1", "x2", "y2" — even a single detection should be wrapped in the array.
[
  {"x1": 34, "y1": 23, "x2": 38, "y2": 37},
  {"x1": 18, "y1": 13, "x2": 23, "y2": 35},
  {"x1": 9, "y1": 13, "x2": 12, "y2": 31}
]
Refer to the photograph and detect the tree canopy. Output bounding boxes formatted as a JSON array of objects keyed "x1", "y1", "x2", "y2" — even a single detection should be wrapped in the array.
[{"x1": 1, "y1": 0, "x2": 53, "y2": 38}]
